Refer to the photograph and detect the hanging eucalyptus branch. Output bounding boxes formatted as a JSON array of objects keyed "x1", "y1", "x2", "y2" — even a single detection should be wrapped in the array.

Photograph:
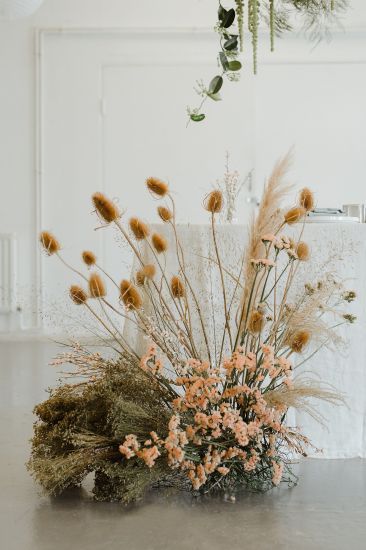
[{"x1": 187, "y1": 0, "x2": 348, "y2": 123}]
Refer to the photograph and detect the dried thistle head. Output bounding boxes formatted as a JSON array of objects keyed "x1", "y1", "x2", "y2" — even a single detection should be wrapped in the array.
[
  {"x1": 284, "y1": 207, "x2": 306, "y2": 225},
  {"x1": 120, "y1": 279, "x2": 142, "y2": 310},
  {"x1": 247, "y1": 310, "x2": 265, "y2": 334},
  {"x1": 69, "y1": 285, "x2": 88, "y2": 305},
  {"x1": 152, "y1": 233, "x2": 168, "y2": 254},
  {"x1": 40, "y1": 231, "x2": 60, "y2": 255},
  {"x1": 299, "y1": 188, "x2": 314, "y2": 212},
  {"x1": 157, "y1": 206, "x2": 173, "y2": 222},
  {"x1": 204, "y1": 190, "x2": 223, "y2": 214},
  {"x1": 82, "y1": 250, "x2": 96, "y2": 266},
  {"x1": 129, "y1": 218, "x2": 150, "y2": 240},
  {"x1": 136, "y1": 264, "x2": 156, "y2": 286},
  {"x1": 289, "y1": 330, "x2": 310, "y2": 353},
  {"x1": 171, "y1": 276, "x2": 185, "y2": 298},
  {"x1": 146, "y1": 177, "x2": 169, "y2": 197},
  {"x1": 92, "y1": 192, "x2": 120, "y2": 223},
  {"x1": 88, "y1": 273, "x2": 106, "y2": 298},
  {"x1": 296, "y1": 242, "x2": 310, "y2": 261}
]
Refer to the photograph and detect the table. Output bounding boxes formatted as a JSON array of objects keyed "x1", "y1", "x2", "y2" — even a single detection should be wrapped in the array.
[{"x1": 124, "y1": 222, "x2": 366, "y2": 458}]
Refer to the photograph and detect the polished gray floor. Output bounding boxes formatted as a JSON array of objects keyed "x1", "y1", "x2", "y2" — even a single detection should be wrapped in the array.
[{"x1": 1, "y1": 341, "x2": 365, "y2": 550}]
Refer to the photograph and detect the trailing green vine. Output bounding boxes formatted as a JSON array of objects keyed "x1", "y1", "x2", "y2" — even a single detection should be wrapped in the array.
[{"x1": 187, "y1": 0, "x2": 348, "y2": 123}]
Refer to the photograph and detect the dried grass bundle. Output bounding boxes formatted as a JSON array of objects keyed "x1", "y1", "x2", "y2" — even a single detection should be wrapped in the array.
[
  {"x1": 82, "y1": 250, "x2": 96, "y2": 266},
  {"x1": 70, "y1": 285, "x2": 88, "y2": 305},
  {"x1": 120, "y1": 280, "x2": 142, "y2": 310},
  {"x1": 89, "y1": 273, "x2": 106, "y2": 298},
  {"x1": 146, "y1": 177, "x2": 169, "y2": 197},
  {"x1": 152, "y1": 233, "x2": 168, "y2": 254},
  {"x1": 40, "y1": 231, "x2": 60, "y2": 255},
  {"x1": 92, "y1": 192, "x2": 120, "y2": 223}
]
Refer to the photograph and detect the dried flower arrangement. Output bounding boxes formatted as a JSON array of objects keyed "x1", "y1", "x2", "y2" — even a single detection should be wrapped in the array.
[
  {"x1": 188, "y1": 0, "x2": 348, "y2": 122},
  {"x1": 28, "y1": 154, "x2": 356, "y2": 504}
]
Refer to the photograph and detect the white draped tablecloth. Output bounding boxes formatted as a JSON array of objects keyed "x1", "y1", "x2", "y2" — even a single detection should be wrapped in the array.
[{"x1": 125, "y1": 222, "x2": 366, "y2": 458}]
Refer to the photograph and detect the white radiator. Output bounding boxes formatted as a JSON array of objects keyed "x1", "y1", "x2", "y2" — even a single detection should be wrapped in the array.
[{"x1": 0, "y1": 234, "x2": 17, "y2": 313}]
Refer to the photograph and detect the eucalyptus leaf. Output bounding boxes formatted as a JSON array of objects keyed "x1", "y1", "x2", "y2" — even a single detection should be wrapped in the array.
[
  {"x1": 209, "y1": 75, "x2": 223, "y2": 94},
  {"x1": 207, "y1": 92, "x2": 222, "y2": 102},
  {"x1": 228, "y1": 60, "x2": 242, "y2": 71},
  {"x1": 218, "y1": 6, "x2": 227, "y2": 22},
  {"x1": 219, "y1": 52, "x2": 229, "y2": 70},
  {"x1": 190, "y1": 113, "x2": 205, "y2": 122},
  {"x1": 224, "y1": 37, "x2": 238, "y2": 51},
  {"x1": 222, "y1": 8, "x2": 235, "y2": 28}
]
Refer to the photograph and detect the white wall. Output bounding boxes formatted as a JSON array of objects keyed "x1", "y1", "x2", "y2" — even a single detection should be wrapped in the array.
[{"x1": 1, "y1": 0, "x2": 366, "y2": 333}]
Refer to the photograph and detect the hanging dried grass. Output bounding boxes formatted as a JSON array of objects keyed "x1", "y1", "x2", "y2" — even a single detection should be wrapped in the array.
[
  {"x1": 40, "y1": 231, "x2": 60, "y2": 255},
  {"x1": 152, "y1": 233, "x2": 168, "y2": 254},
  {"x1": 69, "y1": 285, "x2": 88, "y2": 305},
  {"x1": 120, "y1": 280, "x2": 143, "y2": 310},
  {"x1": 89, "y1": 273, "x2": 106, "y2": 298},
  {"x1": 92, "y1": 192, "x2": 120, "y2": 223},
  {"x1": 82, "y1": 250, "x2": 96, "y2": 266},
  {"x1": 129, "y1": 218, "x2": 150, "y2": 240},
  {"x1": 146, "y1": 177, "x2": 169, "y2": 197}
]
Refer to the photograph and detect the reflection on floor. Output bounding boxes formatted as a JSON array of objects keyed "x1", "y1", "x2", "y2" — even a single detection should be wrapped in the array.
[{"x1": 1, "y1": 341, "x2": 365, "y2": 550}]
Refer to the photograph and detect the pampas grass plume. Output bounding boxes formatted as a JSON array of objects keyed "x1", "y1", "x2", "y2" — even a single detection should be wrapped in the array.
[
  {"x1": 171, "y1": 276, "x2": 185, "y2": 298},
  {"x1": 299, "y1": 188, "x2": 314, "y2": 212},
  {"x1": 152, "y1": 233, "x2": 168, "y2": 254},
  {"x1": 284, "y1": 206, "x2": 306, "y2": 225},
  {"x1": 70, "y1": 285, "x2": 88, "y2": 305},
  {"x1": 120, "y1": 280, "x2": 142, "y2": 310},
  {"x1": 92, "y1": 192, "x2": 120, "y2": 223},
  {"x1": 129, "y1": 218, "x2": 150, "y2": 240},
  {"x1": 157, "y1": 206, "x2": 173, "y2": 222},
  {"x1": 204, "y1": 190, "x2": 223, "y2": 214},
  {"x1": 89, "y1": 273, "x2": 106, "y2": 298},
  {"x1": 146, "y1": 177, "x2": 169, "y2": 197},
  {"x1": 40, "y1": 231, "x2": 60, "y2": 255},
  {"x1": 82, "y1": 250, "x2": 96, "y2": 266}
]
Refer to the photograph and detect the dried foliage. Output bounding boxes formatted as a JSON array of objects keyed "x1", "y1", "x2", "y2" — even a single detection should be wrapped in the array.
[{"x1": 30, "y1": 158, "x2": 355, "y2": 504}]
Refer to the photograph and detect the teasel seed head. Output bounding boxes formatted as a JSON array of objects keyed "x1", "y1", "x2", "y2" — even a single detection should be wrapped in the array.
[
  {"x1": 296, "y1": 241, "x2": 310, "y2": 261},
  {"x1": 299, "y1": 187, "x2": 314, "y2": 212},
  {"x1": 129, "y1": 217, "x2": 150, "y2": 240},
  {"x1": 171, "y1": 276, "x2": 185, "y2": 298},
  {"x1": 284, "y1": 206, "x2": 306, "y2": 225},
  {"x1": 247, "y1": 310, "x2": 265, "y2": 334},
  {"x1": 82, "y1": 250, "x2": 96, "y2": 266},
  {"x1": 136, "y1": 264, "x2": 156, "y2": 286},
  {"x1": 120, "y1": 279, "x2": 142, "y2": 310},
  {"x1": 289, "y1": 330, "x2": 310, "y2": 353},
  {"x1": 69, "y1": 285, "x2": 88, "y2": 305},
  {"x1": 146, "y1": 177, "x2": 169, "y2": 197},
  {"x1": 157, "y1": 206, "x2": 173, "y2": 222},
  {"x1": 88, "y1": 273, "x2": 106, "y2": 298},
  {"x1": 152, "y1": 233, "x2": 168, "y2": 254},
  {"x1": 40, "y1": 231, "x2": 60, "y2": 255},
  {"x1": 204, "y1": 190, "x2": 223, "y2": 214},
  {"x1": 92, "y1": 192, "x2": 120, "y2": 223}
]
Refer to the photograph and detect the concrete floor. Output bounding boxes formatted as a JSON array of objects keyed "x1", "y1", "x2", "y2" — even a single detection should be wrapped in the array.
[{"x1": 1, "y1": 341, "x2": 365, "y2": 550}]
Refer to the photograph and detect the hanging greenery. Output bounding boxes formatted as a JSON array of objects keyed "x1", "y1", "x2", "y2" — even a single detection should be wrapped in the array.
[{"x1": 187, "y1": 0, "x2": 348, "y2": 123}]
